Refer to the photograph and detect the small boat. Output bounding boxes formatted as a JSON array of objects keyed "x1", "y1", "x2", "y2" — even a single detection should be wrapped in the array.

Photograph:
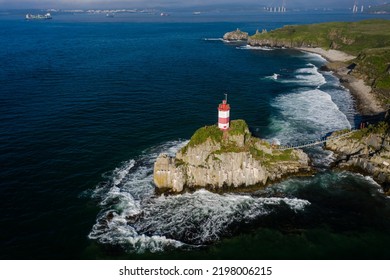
[
  {"x1": 106, "y1": 13, "x2": 115, "y2": 18},
  {"x1": 25, "y1": 13, "x2": 52, "y2": 20}
]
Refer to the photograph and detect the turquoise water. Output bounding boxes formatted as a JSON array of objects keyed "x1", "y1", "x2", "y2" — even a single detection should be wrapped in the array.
[{"x1": 1, "y1": 11, "x2": 390, "y2": 259}]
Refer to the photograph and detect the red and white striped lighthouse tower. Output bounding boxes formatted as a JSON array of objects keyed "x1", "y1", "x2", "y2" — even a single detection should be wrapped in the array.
[{"x1": 218, "y1": 94, "x2": 230, "y2": 130}]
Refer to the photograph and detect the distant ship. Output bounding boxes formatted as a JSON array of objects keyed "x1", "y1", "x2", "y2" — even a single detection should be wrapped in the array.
[
  {"x1": 25, "y1": 13, "x2": 52, "y2": 20},
  {"x1": 106, "y1": 13, "x2": 115, "y2": 18}
]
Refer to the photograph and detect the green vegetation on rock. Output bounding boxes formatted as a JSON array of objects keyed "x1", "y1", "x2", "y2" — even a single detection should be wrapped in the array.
[
  {"x1": 249, "y1": 146, "x2": 295, "y2": 166},
  {"x1": 187, "y1": 119, "x2": 248, "y2": 148},
  {"x1": 249, "y1": 19, "x2": 390, "y2": 102},
  {"x1": 250, "y1": 19, "x2": 390, "y2": 55},
  {"x1": 348, "y1": 121, "x2": 389, "y2": 141},
  {"x1": 354, "y1": 47, "x2": 390, "y2": 93},
  {"x1": 187, "y1": 124, "x2": 223, "y2": 148},
  {"x1": 186, "y1": 119, "x2": 298, "y2": 165},
  {"x1": 229, "y1": 119, "x2": 250, "y2": 136}
]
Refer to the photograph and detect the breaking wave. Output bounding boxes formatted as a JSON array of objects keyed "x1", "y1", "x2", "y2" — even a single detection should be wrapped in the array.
[
  {"x1": 268, "y1": 88, "x2": 351, "y2": 145},
  {"x1": 264, "y1": 61, "x2": 352, "y2": 153},
  {"x1": 274, "y1": 63, "x2": 326, "y2": 87},
  {"x1": 236, "y1": 45, "x2": 274, "y2": 51},
  {"x1": 88, "y1": 140, "x2": 311, "y2": 253}
]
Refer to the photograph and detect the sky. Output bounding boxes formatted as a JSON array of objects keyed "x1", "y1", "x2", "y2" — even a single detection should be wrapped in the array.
[{"x1": 0, "y1": 0, "x2": 386, "y2": 9}]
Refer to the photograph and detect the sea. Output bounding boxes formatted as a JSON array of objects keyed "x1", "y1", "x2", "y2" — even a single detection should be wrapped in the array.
[{"x1": 1, "y1": 9, "x2": 390, "y2": 260}]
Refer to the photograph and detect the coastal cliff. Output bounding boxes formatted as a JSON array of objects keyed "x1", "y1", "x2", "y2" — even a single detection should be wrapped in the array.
[
  {"x1": 326, "y1": 121, "x2": 390, "y2": 194},
  {"x1": 153, "y1": 120, "x2": 311, "y2": 193}
]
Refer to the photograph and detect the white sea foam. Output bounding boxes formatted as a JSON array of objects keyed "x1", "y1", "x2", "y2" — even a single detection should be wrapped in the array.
[
  {"x1": 302, "y1": 52, "x2": 327, "y2": 64},
  {"x1": 111, "y1": 160, "x2": 135, "y2": 187},
  {"x1": 237, "y1": 45, "x2": 273, "y2": 51},
  {"x1": 364, "y1": 176, "x2": 382, "y2": 188},
  {"x1": 135, "y1": 190, "x2": 310, "y2": 244},
  {"x1": 278, "y1": 63, "x2": 326, "y2": 87},
  {"x1": 268, "y1": 88, "x2": 351, "y2": 145},
  {"x1": 89, "y1": 139, "x2": 311, "y2": 253}
]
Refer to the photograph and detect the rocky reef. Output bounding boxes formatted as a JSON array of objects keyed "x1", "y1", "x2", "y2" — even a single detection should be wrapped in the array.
[
  {"x1": 223, "y1": 28, "x2": 249, "y2": 41},
  {"x1": 153, "y1": 120, "x2": 311, "y2": 193},
  {"x1": 326, "y1": 121, "x2": 390, "y2": 194}
]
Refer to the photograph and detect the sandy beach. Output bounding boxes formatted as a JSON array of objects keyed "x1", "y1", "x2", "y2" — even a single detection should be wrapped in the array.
[
  {"x1": 298, "y1": 47, "x2": 385, "y2": 115},
  {"x1": 297, "y1": 47, "x2": 356, "y2": 62}
]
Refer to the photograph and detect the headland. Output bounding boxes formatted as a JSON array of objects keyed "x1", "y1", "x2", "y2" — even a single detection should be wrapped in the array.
[{"x1": 225, "y1": 19, "x2": 390, "y2": 115}]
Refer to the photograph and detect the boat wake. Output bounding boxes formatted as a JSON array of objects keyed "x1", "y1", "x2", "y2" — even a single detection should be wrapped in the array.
[
  {"x1": 265, "y1": 73, "x2": 280, "y2": 80},
  {"x1": 203, "y1": 38, "x2": 225, "y2": 42}
]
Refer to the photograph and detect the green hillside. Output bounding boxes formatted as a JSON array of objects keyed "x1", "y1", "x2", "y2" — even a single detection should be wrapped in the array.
[
  {"x1": 250, "y1": 19, "x2": 390, "y2": 102},
  {"x1": 251, "y1": 19, "x2": 390, "y2": 54}
]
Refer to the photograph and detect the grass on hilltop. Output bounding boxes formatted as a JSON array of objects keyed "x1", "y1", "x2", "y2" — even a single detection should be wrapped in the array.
[
  {"x1": 251, "y1": 19, "x2": 390, "y2": 55},
  {"x1": 250, "y1": 19, "x2": 390, "y2": 101}
]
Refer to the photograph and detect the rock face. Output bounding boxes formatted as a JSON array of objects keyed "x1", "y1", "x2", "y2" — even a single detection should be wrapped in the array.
[
  {"x1": 223, "y1": 29, "x2": 249, "y2": 41},
  {"x1": 248, "y1": 37, "x2": 319, "y2": 48},
  {"x1": 153, "y1": 120, "x2": 311, "y2": 193},
  {"x1": 326, "y1": 122, "x2": 390, "y2": 191}
]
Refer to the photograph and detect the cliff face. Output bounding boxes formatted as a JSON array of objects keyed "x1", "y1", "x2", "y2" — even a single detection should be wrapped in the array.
[
  {"x1": 326, "y1": 122, "x2": 390, "y2": 191},
  {"x1": 153, "y1": 120, "x2": 311, "y2": 193},
  {"x1": 248, "y1": 37, "x2": 318, "y2": 48}
]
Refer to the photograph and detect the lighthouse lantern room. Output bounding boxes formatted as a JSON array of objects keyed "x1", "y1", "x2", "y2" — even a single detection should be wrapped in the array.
[{"x1": 218, "y1": 94, "x2": 230, "y2": 130}]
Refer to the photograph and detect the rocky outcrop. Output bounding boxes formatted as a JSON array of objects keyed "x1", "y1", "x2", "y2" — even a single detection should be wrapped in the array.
[
  {"x1": 326, "y1": 122, "x2": 390, "y2": 193},
  {"x1": 223, "y1": 29, "x2": 249, "y2": 41},
  {"x1": 154, "y1": 120, "x2": 311, "y2": 193},
  {"x1": 248, "y1": 37, "x2": 319, "y2": 48}
]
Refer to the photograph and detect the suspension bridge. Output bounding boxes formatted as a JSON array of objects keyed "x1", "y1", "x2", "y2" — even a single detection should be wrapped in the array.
[
  {"x1": 275, "y1": 129, "x2": 358, "y2": 150},
  {"x1": 249, "y1": 111, "x2": 386, "y2": 151}
]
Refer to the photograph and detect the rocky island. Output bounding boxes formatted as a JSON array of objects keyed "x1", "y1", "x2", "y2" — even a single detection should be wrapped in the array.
[
  {"x1": 154, "y1": 119, "x2": 311, "y2": 193},
  {"x1": 223, "y1": 28, "x2": 248, "y2": 41}
]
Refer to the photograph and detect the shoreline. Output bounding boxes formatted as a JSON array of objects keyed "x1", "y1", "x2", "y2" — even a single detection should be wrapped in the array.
[{"x1": 297, "y1": 47, "x2": 385, "y2": 116}]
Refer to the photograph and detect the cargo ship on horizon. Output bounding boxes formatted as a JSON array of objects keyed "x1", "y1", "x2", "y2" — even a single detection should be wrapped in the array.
[{"x1": 25, "y1": 13, "x2": 52, "y2": 20}]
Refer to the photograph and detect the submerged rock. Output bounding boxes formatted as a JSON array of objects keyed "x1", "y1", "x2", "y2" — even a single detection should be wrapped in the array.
[{"x1": 153, "y1": 120, "x2": 311, "y2": 193}]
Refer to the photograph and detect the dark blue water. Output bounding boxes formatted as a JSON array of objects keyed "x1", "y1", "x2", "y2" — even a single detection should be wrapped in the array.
[{"x1": 1, "y1": 11, "x2": 390, "y2": 259}]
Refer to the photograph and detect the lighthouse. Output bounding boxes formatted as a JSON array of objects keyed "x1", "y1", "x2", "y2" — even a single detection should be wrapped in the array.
[{"x1": 218, "y1": 94, "x2": 230, "y2": 130}]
